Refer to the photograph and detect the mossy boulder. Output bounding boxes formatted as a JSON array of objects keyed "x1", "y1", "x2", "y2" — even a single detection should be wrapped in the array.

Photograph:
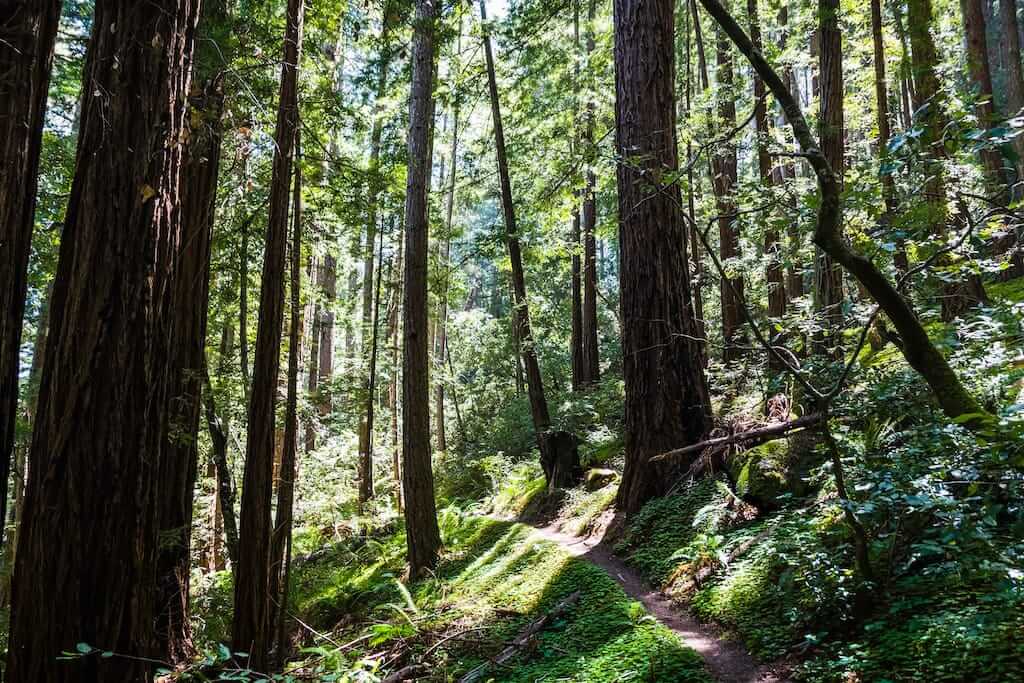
[
  {"x1": 728, "y1": 437, "x2": 823, "y2": 508},
  {"x1": 584, "y1": 467, "x2": 618, "y2": 491}
]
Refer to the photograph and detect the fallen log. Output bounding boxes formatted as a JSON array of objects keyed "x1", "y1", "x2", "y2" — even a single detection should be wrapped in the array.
[
  {"x1": 650, "y1": 413, "x2": 826, "y2": 463},
  {"x1": 382, "y1": 663, "x2": 430, "y2": 683},
  {"x1": 458, "y1": 591, "x2": 581, "y2": 683}
]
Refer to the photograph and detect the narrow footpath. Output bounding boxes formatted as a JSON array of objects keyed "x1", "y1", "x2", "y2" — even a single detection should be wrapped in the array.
[{"x1": 525, "y1": 521, "x2": 791, "y2": 683}]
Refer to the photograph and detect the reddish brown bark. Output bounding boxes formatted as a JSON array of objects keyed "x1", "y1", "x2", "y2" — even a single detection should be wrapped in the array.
[
  {"x1": 402, "y1": 0, "x2": 442, "y2": 577},
  {"x1": 6, "y1": 2, "x2": 201, "y2": 679},
  {"x1": 581, "y1": 0, "x2": 600, "y2": 386},
  {"x1": 613, "y1": 0, "x2": 713, "y2": 516},
  {"x1": 155, "y1": 78, "x2": 224, "y2": 663},
  {"x1": 233, "y1": 0, "x2": 304, "y2": 669},
  {"x1": 0, "y1": 0, "x2": 62, "y2": 538}
]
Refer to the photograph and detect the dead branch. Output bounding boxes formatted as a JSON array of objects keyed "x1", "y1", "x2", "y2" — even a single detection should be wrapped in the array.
[
  {"x1": 650, "y1": 413, "x2": 826, "y2": 463},
  {"x1": 457, "y1": 591, "x2": 581, "y2": 683}
]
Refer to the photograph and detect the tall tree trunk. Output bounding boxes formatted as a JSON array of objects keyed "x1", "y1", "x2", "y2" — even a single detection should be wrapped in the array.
[
  {"x1": 712, "y1": 5, "x2": 746, "y2": 362},
  {"x1": 358, "y1": 7, "x2": 394, "y2": 503},
  {"x1": 961, "y1": 0, "x2": 1007, "y2": 192},
  {"x1": 613, "y1": 0, "x2": 713, "y2": 516},
  {"x1": 155, "y1": 77, "x2": 224, "y2": 664},
  {"x1": 1001, "y1": 0, "x2": 1024, "y2": 190},
  {"x1": 233, "y1": 0, "x2": 303, "y2": 669},
  {"x1": 240, "y1": 221, "x2": 251, "y2": 404},
  {"x1": 690, "y1": 0, "x2": 712, "y2": 355},
  {"x1": 305, "y1": 252, "x2": 320, "y2": 452},
  {"x1": 906, "y1": 0, "x2": 987, "y2": 320},
  {"x1": 581, "y1": 0, "x2": 601, "y2": 386},
  {"x1": 390, "y1": 221, "x2": 404, "y2": 513},
  {"x1": 778, "y1": 5, "x2": 804, "y2": 312},
  {"x1": 402, "y1": 0, "x2": 443, "y2": 577},
  {"x1": 318, "y1": 254, "x2": 336, "y2": 416},
  {"x1": 436, "y1": 42, "x2": 460, "y2": 450},
  {"x1": 815, "y1": 0, "x2": 845, "y2": 358},
  {"x1": 270, "y1": 141, "x2": 303, "y2": 666},
  {"x1": 359, "y1": 229, "x2": 387, "y2": 511},
  {"x1": 0, "y1": 280, "x2": 51, "y2": 609},
  {"x1": 481, "y1": 0, "x2": 579, "y2": 489},
  {"x1": 749, "y1": 0, "x2": 786, "y2": 375},
  {"x1": 871, "y1": 0, "x2": 908, "y2": 272},
  {"x1": 571, "y1": 1, "x2": 585, "y2": 392},
  {"x1": 0, "y1": 0, "x2": 62, "y2": 540},
  {"x1": 7, "y1": 2, "x2": 201, "y2": 679}
]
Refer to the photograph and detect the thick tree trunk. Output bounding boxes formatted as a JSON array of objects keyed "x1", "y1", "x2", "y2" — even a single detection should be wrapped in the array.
[
  {"x1": 712, "y1": 8, "x2": 746, "y2": 362},
  {"x1": 696, "y1": 0, "x2": 991, "y2": 428},
  {"x1": 402, "y1": 0, "x2": 443, "y2": 577},
  {"x1": 906, "y1": 0, "x2": 986, "y2": 320},
  {"x1": 749, "y1": 0, "x2": 786, "y2": 374},
  {"x1": 6, "y1": 2, "x2": 201, "y2": 679},
  {"x1": 155, "y1": 78, "x2": 224, "y2": 664},
  {"x1": 233, "y1": 0, "x2": 303, "y2": 669},
  {"x1": 613, "y1": 0, "x2": 713, "y2": 516},
  {"x1": 0, "y1": 0, "x2": 62, "y2": 540},
  {"x1": 482, "y1": 0, "x2": 580, "y2": 489},
  {"x1": 961, "y1": 0, "x2": 1007, "y2": 191},
  {"x1": 581, "y1": 0, "x2": 601, "y2": 386},
  {"x1": 270, "y1": 144, "x2": 303, "y2": 665},
  {"x1": 1001, "y1": 0, "x2": 1024, "y2": 190},
  {"x1": 815, "y1": 0, "x2": 845, "y2": 358}
]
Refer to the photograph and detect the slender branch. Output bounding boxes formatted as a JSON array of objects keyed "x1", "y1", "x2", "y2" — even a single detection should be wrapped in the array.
[{"x1": 651, "y1": 413, "x2": 826, "y2": 462}]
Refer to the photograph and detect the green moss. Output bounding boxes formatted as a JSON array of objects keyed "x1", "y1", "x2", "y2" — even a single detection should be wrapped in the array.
[
  {"x1": 277, "y1": 514, "x2": 708, "y2": 682},
  {"x1": 987, "y1": 275, "x2": 1024, "y2": 303}
]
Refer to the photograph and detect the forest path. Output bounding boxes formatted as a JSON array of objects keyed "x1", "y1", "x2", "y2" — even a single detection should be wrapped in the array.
[{"x1": 520, "y1": 519, "x2": 791, "y2": 683}]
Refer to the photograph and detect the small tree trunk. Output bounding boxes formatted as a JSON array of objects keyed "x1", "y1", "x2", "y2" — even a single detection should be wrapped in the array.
[
  {"x1": 712, "y1": 7, "x2": 747, "y2": 362},
  {"x1": 402, "y1": 0, "x2": 443, "y2": 577},
  {"x1": 1001, "y1": 0, "x2": 1024, "y2": 193},
  {"x1": 270, "y1": 141, "x2": 303, "y2": 665},
  {"x1": 581, "y1": 0, "x2": 601, "y2": 386},
  {"x1": 233, "y1": 0, "x2": 304, "y2": 668},
  {"x1": 359, "y1": 229, "x2": 388, "y2": 512},
  {"x1": 202, "y1": 360, "x2": 240, "y2": 568},
  {"x1": 749, "y1": 0, "x2": 787, "y2": 375},
  {"x1": 613, "y1": 0, "x2": 713, "y2": 516},
  {"x1": 481, "y1": 0, "x2": 580, "y2": 489}
]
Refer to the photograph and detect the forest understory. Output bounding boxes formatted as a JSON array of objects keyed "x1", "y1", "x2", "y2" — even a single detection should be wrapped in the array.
[{"x1": 3, "y1": 0, "x2": 1024, "y2": 680}]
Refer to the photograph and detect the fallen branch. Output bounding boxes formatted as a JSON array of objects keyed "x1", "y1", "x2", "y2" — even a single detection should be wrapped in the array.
[
  {"x1": 458, "y1": 591, "x2": 581, "y2": 683},
  {"x1": 650, "y1": 413, "x2": 826, "y2": 463},
  {"x1": 382, "y1": 663, "x2": 430, "y2": 683}
]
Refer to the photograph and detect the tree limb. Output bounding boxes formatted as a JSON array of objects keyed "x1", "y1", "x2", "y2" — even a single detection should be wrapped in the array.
[{"x1": 651, "y1": 413, "x2": 826, "y2": 463}]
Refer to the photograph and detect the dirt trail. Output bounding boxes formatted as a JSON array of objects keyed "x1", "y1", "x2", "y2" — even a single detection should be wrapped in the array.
[{"x1": 526, "y1": 522, "x2": 790, "y2": 683}]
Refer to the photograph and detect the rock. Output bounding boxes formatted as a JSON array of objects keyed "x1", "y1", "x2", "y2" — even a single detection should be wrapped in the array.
[{"x1": 585, "y1": 468, "x2": 618, "y2": 491}]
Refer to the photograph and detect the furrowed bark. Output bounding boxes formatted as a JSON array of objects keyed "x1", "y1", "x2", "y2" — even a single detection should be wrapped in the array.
[
  {"x1": 7, "y1": 2, "x2": 202, "y2": 679},
  {"x1": 614, "y1": 0, "x2": 713, "y2": 516},
  {"x1": 0, "y1": 0, "x2": 62, "y2": 541},
  {"x1": 233, "y1": 0, "x2": 304, "y2": 668}
]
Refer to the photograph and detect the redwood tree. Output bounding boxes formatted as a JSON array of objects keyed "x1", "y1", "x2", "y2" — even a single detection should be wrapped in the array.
[
  {"x1": 233, "y1": 0, "x2": 304, "y2": 668},
  {"x1": 6, "y1": 1, "x2": 201, "y2": 679},
  {"x1": 0, "y1": 0, "x2": 62, "y2": 538},
  {"x1": 613, "y1": 0, "x2": 713, "y2": 516},
  {"x1": 402, "y1": 0, "x2": 442, "y2": 577}
]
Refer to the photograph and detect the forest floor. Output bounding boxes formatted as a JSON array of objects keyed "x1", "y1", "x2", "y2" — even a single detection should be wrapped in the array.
[{"x1": 511, "y1": 515, "x2": 791, "y2": 683}]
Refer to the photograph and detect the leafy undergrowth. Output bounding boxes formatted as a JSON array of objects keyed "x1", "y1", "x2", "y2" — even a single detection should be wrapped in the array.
[
  {"x1": 616, "y1": 476, "x2": 1024, "y2": 681},
  {"x1": 192, "y1": 512, "x2": 709, "y2": 681}
]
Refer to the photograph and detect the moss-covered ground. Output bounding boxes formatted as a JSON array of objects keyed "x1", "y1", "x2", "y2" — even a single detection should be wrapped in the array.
[{"x1": 195, "y1": 512, "x2": 709, "y2": 681}]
